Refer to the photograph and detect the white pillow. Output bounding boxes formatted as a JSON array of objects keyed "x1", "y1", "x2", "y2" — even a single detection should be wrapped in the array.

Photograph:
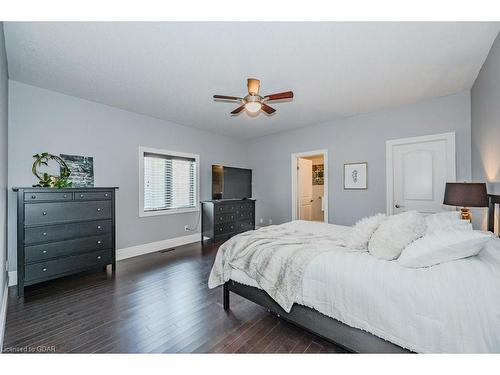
[
  {"x1": 425, "y1": 211, "x2": 472, "y2": 235},
  {"x1": 368, "y1": 211, "x2": 426, "y2": 260},
  {"x1": 344, "y1": 213, "x2": 386, "y2": 250},
  {"x1": 398, "y1": 230, "x2": 493, "y2": 268}
]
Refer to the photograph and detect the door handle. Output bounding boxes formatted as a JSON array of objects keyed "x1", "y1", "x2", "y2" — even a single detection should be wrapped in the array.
[{"x1": 395, "y1": 204, "x2": 404, "y2": 208}]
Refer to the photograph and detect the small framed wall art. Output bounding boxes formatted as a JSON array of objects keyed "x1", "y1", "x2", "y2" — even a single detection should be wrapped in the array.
[
  {"x1": 60, "y1": 154, "x2": 95, "y2": 187},
  {"x1": 344, "y1": 162, "x2": 367, "y2": 190}
]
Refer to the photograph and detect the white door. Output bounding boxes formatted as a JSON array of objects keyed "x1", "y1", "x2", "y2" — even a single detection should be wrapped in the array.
[
  {"x1": 387, "y1": 133, "x2": 456, "y2": 215},
  {"x1": 298, "y1": 158, "x2": 313, "y2": 220}
]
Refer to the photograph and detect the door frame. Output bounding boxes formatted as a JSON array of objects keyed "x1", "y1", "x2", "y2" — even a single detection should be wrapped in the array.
[
  {"x1": 291, "y1": 149, "x2": 329, "y2": 223},
  {"x1": 385, "y1": 132, "x2": 456, "y2": 216}
]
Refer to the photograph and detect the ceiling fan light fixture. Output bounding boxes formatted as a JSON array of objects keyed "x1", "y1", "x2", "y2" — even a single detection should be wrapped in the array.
[
  {"x1": 213, "y1": 78, "x2": 293, "y2": 116},
  {"x1": 245, "y1": 101, "x2": 262, "y2": 113},
  {"x1": 247, "y1": 78, "x2": 260, "y2": 95}
]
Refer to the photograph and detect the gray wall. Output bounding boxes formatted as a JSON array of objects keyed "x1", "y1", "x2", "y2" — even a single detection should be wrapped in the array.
[
  {"x1": 0, "y1": 24, "x2": 8, "y2": 317},
  {"x1": 247, "y1": 91, "x2": 472, "y2": 227},
  {"x1": 7, "y1": 81, "x2": 249, "y2": 272},
  {"x1": 471, "y1": 31, "x2": 500, "y2": 196},
  {"x1": 5, "y1": 83, "x2": 475, "y2": 273}
]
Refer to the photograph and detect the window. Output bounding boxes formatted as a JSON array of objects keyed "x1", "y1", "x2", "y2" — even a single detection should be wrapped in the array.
[{"x1": 139, "y1": 147, "x2": 199, "y2": 216}]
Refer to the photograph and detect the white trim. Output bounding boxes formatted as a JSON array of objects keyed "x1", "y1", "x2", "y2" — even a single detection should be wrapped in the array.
[
  {"x1": 386, "y1": 132, "x2": 456, "y2": 216},
  {"x1": 8, "y1": 271, "x2": 16, "y2": 287},
  {"x1": 0, "y1": 282, "x2": 7, "y2": 349},
  {"x1": 116, "y1": 233, "x2": 203, "y2": 261},
  {"x1": 138, "y1": 146, "x2": 200, "y2": 218},
  {"x1": 140, "y1": 207, "x2": 200, "y2": 217},
  {"x1": 291, "y1": 149, "x2": 329, "y2": 223}
]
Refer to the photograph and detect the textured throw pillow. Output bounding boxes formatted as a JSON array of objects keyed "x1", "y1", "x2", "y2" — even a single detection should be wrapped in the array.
[
  {"x1": 398, "y1": 229, "x2": 493, "y2": 268},
  {"x1": 344, "y1": 213, "x2": 386, "y2": 250},
  {"x1": 425, "y1": 211, "x2": 472, "y2": 235},
  {"x1": 368, "y1": 211, "x2": 426, "y2": 260}
]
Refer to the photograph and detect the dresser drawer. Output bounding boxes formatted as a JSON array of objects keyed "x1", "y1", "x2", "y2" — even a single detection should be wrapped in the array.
[
  {"x1": 236, "y1": 202, "x2": 254, "y2": 212},
  {"x1": 25, "y1": 201, "x2": 112, "y2": 225},
  {"x1": 214, "y1": 213, "x2": 236, "y2": 223},
  {"x1": 215, "y1": 204, "x2": 236, "y2": 214},
  {"x1": 215, "y1": 222, "x2": 236, "y2": 235},
  {"x1": 237, "y1": 210, "x2": 254, "y2": 220},
  {"x1": 236, "y1": 220, "x2": 254, "y2": 232},
  {"x1": 24, "y1": 192, "x2": 72, "y2": 202},
  {"x1": 24, "y1": 234, "x2": 112, "y2": 263},
  {"x1": 24, "y1": 249, "x2": 112, "y2": 282},
  {"x1": 74, "y1": 191, "x2": 112, "y2": 200},
  {"x1": 25, "y1": 219, "x2": 112, "y2": 245}
]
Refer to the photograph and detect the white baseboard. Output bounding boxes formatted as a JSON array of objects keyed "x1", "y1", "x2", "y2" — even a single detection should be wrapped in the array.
[
  {"x1": 8, "y1": 271, "x2": 16, "y2": 287},
  {"x1": 6, "y1": 233, "x2": 205, "y2": 286},
  {"x1": 0, "y1": 282, "x2": 8, "y2": 349},
  {"x1": 116, "y1": 233, "x2": 202, "y2": 261}
]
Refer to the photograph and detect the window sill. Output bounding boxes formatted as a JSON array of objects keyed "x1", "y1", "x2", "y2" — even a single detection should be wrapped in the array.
[{"x1": 139, "y1": 207, "x2": 199, "y2": 217}]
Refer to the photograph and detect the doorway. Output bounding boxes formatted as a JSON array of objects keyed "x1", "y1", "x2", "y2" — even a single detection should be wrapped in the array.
[
  {"x1": 291, "y1": 150, "x2": 328, "y2": 222},
  {"x1": 386, "y1": 132, "x2": 456, "y2": 215}
]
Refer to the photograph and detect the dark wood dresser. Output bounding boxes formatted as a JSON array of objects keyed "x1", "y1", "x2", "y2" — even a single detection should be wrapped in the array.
[
  {"x1": 201, "y1": 199, "x2": 255, "y2": 243},
  {"x1": 13, "y1": 187, "x2": 118, "y2": 297}
]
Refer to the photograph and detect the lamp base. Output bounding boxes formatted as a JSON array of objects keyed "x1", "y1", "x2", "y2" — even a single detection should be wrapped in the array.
[{"x1": 460, "y1": 207, "x2": 472, "y2": 222}]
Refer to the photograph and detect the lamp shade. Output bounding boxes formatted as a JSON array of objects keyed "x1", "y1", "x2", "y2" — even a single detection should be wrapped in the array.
[{"x1": 443, "y1": 182, "x2": 488, "y2": 207}]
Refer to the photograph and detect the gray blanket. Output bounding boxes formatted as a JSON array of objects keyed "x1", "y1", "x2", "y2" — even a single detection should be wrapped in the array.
[{"x1": 208, "y1": 225, "x2": 346, "y2": 312}]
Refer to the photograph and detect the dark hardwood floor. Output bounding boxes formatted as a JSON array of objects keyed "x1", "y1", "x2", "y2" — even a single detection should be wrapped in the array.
[{"x1": 2, "y1": 241, "x2": 346, "y2": 354}]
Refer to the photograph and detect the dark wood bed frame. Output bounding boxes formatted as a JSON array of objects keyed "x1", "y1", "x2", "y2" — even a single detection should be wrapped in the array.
[{"x1": 222, "y1": 194, "x2": 500, "y2": 353}]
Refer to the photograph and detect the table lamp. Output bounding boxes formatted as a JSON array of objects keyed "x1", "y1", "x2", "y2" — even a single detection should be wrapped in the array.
[{"x1": 443, "y1": 182, "x2": 488, "y2": 221}]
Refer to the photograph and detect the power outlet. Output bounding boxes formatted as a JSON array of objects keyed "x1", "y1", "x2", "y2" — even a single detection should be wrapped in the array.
[
  {"x1": 259, "y1": 218, "x2": 263, "y2": 224},
  {"x1": 184, "y1": 225, "x2": 190, "y2": 231},
  {"x1": 269, "y1": 219, "x2": 273, "y2": 225}
]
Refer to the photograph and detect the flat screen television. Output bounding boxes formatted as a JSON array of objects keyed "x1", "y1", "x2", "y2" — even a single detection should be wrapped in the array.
[{"x1": 212, "y1": 165, "x2": 252, "y2": 200}]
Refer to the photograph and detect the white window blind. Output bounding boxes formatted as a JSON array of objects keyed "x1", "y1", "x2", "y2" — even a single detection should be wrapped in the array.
[{"x1": 143, "y1": 152, "x2": 197, "y2": 212}]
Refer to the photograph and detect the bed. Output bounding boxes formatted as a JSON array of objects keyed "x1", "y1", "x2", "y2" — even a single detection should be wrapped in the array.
[{"x1": 210, "y1": 194, "x2": 500, "y2": 353}]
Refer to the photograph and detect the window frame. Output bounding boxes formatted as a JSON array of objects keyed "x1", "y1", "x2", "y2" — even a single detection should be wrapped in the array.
[{"x1": 139, "y1": 146, "x2": 200, "y2": 217}]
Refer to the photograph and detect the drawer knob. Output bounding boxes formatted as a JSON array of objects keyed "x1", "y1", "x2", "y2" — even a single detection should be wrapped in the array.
[
  {"x1": 42, "y1": 268, "x2": 47, "y2": 272},
  {"x1": 42, "y1": 232, "x2": 47, "y2": 236},
  {"x1": 42, "y1": 211, "x2": 47, "y2": 216},
  {"x1": 80, "y1": 194, "x2": 84, "y2": 198},
  {"x1": 104, "y1": 193, "x2": 109, "y2": 197},
  {"x1": 220, "y1": 228, "x2": 223, "y2": 231},
  {"x1": 97, "y1": 208, "x2": 101, "y2": 212},
  {"x1": 97, "y1": 225, "x2": 102, "y2": 229},
  {"x1": 31, "y1": 195, "x2": 36, "y2": 199},
  {"x1": 42, "y1": 250, "x2": 47, "y2": 254},
  {"x1": 97, "y1": 256, "x2": 101, "y2": 260},
  {"x1": 63, "y1": 194, "x2": 68, "y2": 198},
  {"x1": 97, "y1": 240, "x2": 102, "y2": 244}
]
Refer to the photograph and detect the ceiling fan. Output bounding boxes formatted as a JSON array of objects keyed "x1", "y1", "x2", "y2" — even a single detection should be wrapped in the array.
[{"x1": 213, "y1": 78, "x2": 294, "y2": 115}]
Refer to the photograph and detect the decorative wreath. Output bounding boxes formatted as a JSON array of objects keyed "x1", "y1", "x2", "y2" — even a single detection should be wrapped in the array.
[{"x1": 32, "y1": 152, "x2": 72, "y2": 188}]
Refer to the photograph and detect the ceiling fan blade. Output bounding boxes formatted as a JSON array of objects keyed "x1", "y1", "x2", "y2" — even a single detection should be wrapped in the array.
[
  {"x1": 264, "y1": 91, "x2": 294, "y2": 101},
  {"x1": 214, "y1": 95, "x2": 242, "y2": 101},
  {"x1": 230, "y1": 105, "x2": 246, "y2": 115},
  {"x1": 261, "y1": 103, "x2": 276, "y2": 114}
]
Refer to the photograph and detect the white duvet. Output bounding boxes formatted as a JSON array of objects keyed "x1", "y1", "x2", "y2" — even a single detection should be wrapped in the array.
[{"x1": 229, "y1": 221, "x2": 500, "y2": 353}]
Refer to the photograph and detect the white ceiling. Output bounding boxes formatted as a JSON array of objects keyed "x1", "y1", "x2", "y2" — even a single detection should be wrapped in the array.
[{"x1": 4, "y1": 22, "x2": 500, "y2": 140}]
